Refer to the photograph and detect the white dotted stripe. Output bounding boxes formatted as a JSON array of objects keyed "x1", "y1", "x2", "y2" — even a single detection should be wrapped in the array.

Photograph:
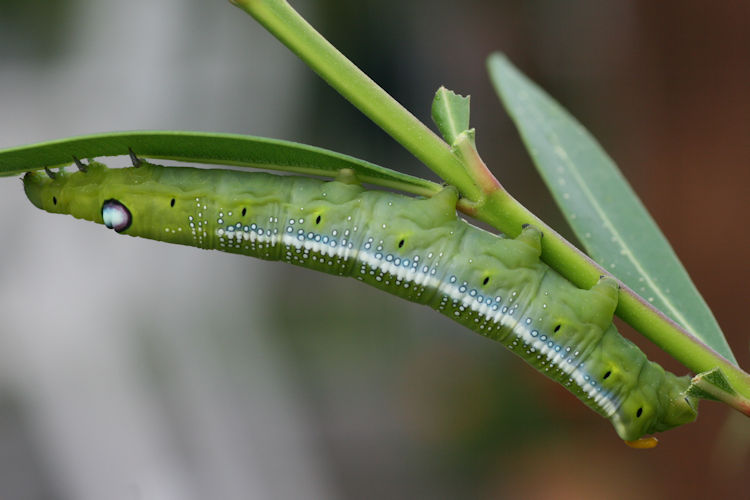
[
  {"x1": 215, "y1": 223, "x2": 621, "y2": 417},
  {"x1": 509, "y1": 320, "x2": 619, "y2": 416}
]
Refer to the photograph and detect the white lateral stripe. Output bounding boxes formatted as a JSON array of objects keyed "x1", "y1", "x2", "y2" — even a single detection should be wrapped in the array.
[{"x1": 217, "y1": 225, "x2": 621, "y2": 416}]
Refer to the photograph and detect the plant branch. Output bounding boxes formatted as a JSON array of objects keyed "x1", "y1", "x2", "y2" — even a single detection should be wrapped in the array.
[{"x1": 230, "y1": 0, "x2": 481, "y2": 201}]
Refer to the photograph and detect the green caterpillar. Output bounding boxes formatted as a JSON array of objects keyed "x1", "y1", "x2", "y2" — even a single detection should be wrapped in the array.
[{"x1": 23, "y1": 158, "x2": 698, "y2": 444}]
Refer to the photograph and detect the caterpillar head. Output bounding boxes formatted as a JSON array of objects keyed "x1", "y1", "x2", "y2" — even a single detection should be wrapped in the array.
[
  {"x1": 611, "y1": 363, "x2": 697, "y2": 441},
  {"x1": 23, "y1": 163, "x2": 109, "y2": 220},
  {"x1": 23, "y1": 161, "x2": 165, "y2": 237}
]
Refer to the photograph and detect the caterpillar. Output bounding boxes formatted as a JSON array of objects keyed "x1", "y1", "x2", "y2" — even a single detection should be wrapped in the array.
[{"x1": 22, "y1": 158, "x2": 698, "y2": 444}]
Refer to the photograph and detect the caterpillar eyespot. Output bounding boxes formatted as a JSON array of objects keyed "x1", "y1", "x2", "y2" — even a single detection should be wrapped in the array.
[
  {"x1": 22, "y1": 160, "x2": 699, "y2": 443},
  {"x1": 101, "y1": 199, "x2": 132, "y2": 233}
]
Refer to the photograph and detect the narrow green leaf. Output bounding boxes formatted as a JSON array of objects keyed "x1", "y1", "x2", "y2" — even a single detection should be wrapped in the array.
[
  {"x1": 431, "y1": 87, "x2": 472, "y2": 146},
  {"x1": 487, "y1": 52, "x2": 736, "y2": 365},
  {"x1": 0, "y1": 131, "x2": 441, "y2": 197},
  {"x1": 700, "y1": 367, "x2": 736, "y2": 394},
  {"x1": 688, "y1": 368, "x2": 750, "y2": 413}
]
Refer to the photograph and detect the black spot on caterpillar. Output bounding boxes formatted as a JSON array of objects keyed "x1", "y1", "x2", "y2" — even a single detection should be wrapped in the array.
[{"x1": 22, "y1": 160, "x2": 698, "y2": 442}]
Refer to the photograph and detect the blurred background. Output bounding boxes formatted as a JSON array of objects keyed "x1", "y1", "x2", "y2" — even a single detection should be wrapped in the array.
[{"x1": 0, "y1": 0, "x2": 748, "y2": 498}]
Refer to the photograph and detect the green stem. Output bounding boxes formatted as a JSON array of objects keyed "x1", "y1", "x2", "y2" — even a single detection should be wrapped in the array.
[
  {"x1": 230, "y1": 0, "x2": 481, "y2": 200},
  {"x1": 230, "y1": 1, "x2": 750, "y2": 407},
  {"x1": 452, "y1": 132, "x2": 501, "y2": 193}
]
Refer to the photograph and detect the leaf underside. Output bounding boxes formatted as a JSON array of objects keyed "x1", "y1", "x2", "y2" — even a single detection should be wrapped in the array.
[
  {"x1": 431, "y1": 86, "x2": 472, "y2": 146},
  {"x1": 487, "y1": 53, "x2": 735, "y2": 365},
  {"x1": 0, "y1": 131, "x2": 441, "y2": 197}
]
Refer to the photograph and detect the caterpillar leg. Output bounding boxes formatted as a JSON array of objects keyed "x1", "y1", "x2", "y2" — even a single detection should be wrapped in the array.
[
  {"x1": 516, "y1": 224, "x2": 542, "y2": 257},
  {"x1": 334, "y1": 168, "x2": 360, "y2": 185},
  {"x1": 403, "y1": 186, "x2": 459, "y2": 228},
  {"x1": 426, "y1": 185, "x2": 459, "y2": 213},
  {"x1": 592, "y1": 274, "x2": 619, "y2": 309},
  {"x1": 580, "y1": 275, "x2": 620, "y2": 330},
  {"x1": 72, "y1": 156, "x2": 88, "y2": 172},
  {"x1": 128, "y1": 147, "x2": 143, "y2": 167},
  {"x1": 625, "y1": 436, "x2": 659, "y2": 449}
]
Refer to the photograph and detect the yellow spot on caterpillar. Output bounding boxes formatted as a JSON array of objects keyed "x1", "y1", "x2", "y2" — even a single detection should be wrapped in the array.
[{"x1": 624, "y1": 437, "x2": 659, "y2": 449}]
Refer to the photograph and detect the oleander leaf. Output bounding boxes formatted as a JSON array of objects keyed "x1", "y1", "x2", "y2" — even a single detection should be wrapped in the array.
[
  {"x1": 431, "y1": 86, "x2": 473, "y2": 147},
  {"x1": 0, "y1": 131, "x2": 441, "y2": 197},
  {"x1": 487, "y1": 52, "x2": 735, "y2": 365}
]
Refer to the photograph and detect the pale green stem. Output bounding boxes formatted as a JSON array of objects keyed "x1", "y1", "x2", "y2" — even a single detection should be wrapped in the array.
[
  {"x1": 230, "y1": 0, "x2": 481, "y2": 200},
  {"x1": 452, "y1": 133, "x2": 501, "y2": 194}
]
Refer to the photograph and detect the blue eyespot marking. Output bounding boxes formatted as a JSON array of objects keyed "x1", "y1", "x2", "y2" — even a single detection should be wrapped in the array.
[{"x1": 102, "y1": 199, "x2": 132, "y2": 233}]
